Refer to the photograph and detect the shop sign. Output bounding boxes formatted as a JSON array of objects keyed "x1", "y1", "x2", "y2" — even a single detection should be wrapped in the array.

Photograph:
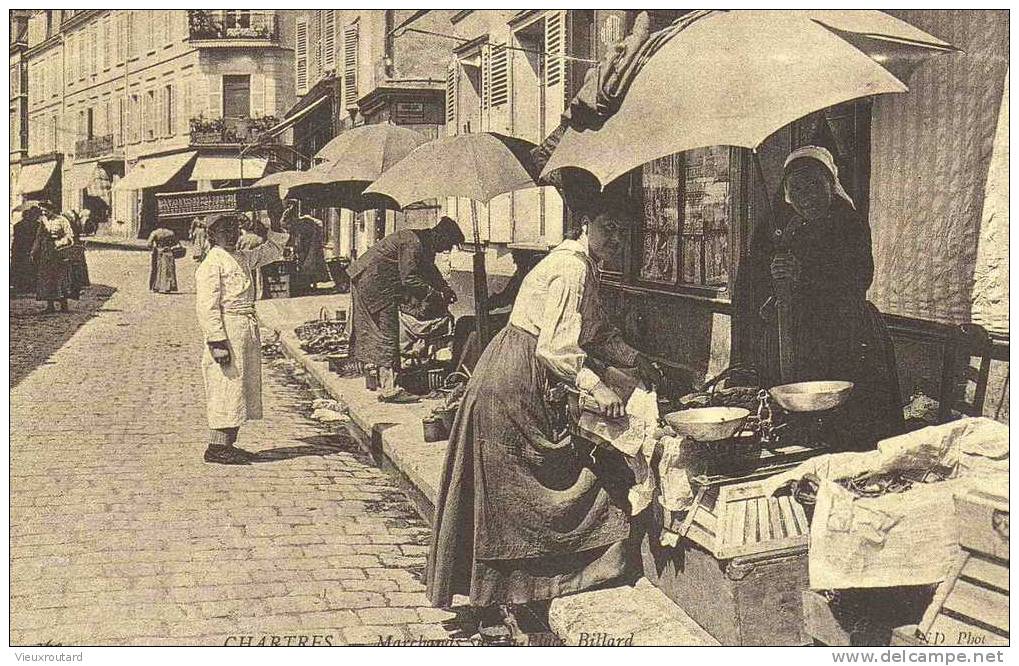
[{"x1": 156, "y1": 186, "x2": 277, "y2": 219}]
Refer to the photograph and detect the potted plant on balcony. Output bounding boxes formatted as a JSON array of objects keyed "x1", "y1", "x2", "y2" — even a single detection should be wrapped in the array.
[{"x1": 190, "y1": 116, "x2": 226, "y2": 144}]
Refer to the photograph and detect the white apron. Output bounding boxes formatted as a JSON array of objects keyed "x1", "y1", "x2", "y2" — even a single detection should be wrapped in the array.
[{"x1": 196, "y1": 233, "x2": 288, "y2": 429}]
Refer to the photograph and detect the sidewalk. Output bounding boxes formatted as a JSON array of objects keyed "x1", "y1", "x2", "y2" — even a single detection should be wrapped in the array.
[
  {"x1": 255, "y1": 293, "x2": 718, "y2": 646},
  {"x1": 84, "y1": 235, "x2": 151, "y2": 252}
]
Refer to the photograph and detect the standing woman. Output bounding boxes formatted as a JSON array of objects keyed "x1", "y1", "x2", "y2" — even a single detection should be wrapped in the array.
[
  {"x1": 287, "y1": 213, "x2": 330, "y2": 295},
  {"x1": 11, "y1": 205, "x2": 42, "y2": 294},
  {"x1": 148, "y1": 226, "x2": 180, "y2": 294},
  {"x1": 190, "y1": 216, "x2": 209, "y2": 263},
  {"x1": 426, "y1": 208, "x2": 660, "y2": 638},
  {"x1": 31, "y1": 206, "x2": 77, "y2": 313},
  {"x1": 62, "y1": 211, "x2": 91, "y2": 298},
  {"x1": 749, "y1": 145, "x2": 904, "y2": 448}
]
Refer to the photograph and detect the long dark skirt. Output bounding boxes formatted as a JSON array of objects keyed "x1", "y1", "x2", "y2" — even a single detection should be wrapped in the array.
[
  {"x1": 426, "y1": 325, "x2": 633, "y2": 609},
  {"x1": 763, "y1": 296, "x2": 904, "y2": 449},
  {"x1": 66, "y1": 246, "x2": 90, "y2": 297},
  {"x1": 35, "y1": 254, "x2": 74, "y2": 301},
  {"x1": 149, "y1": 249, "x2": 178, "y2": 294},
  {"x1": 350, "y1": 283, "x2": 400, "y2": 368}
]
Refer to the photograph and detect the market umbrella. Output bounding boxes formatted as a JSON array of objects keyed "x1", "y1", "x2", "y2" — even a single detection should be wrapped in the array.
[
  {"x1": 541, "y1": 9, "x2": 955, "y2": 381},
  {"x1": 282, "y1": 124, "x2": 430, "y2": 209},
  {"x1": 366, "y1": 131, "x2": 543, "y2": 344},
  {"x1": 542, "y1": 10, "x2": 956, "y2": 187}
]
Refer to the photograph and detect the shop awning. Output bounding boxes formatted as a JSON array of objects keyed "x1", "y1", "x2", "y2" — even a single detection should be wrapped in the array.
[
  {"x1": 259, "y1": 95, "x2": 330, "y2": 142},
  {"x1": 114, "y1": 151, "x2": 197, "y2": 191},
  {"x1": 18, "y1": 160, "x2": 58, "y2": 195},
  {"x1": 189, "y1": 156, "x2": 268, "y2": 182}
]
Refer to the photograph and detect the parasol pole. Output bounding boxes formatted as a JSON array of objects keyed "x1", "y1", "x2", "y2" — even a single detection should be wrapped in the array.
[
  {"x1": 752, "y1": 149, "x2": 794, "y2": 383},
  {"x1": 469, "y1": 198, "x2": 490, "y2": 346}
]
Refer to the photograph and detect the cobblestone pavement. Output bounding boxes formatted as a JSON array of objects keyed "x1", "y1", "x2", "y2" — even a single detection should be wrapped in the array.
[{"x1": 10, "y1": 249, "x2": 455, "y2": 646}]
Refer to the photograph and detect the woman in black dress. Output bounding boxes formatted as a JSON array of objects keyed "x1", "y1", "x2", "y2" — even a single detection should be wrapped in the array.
[{"x1": 748, "y1": 145, "x2": 904, "y2": 449}]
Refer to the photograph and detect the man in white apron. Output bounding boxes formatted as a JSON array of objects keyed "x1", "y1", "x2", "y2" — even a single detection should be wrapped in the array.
[{"x1": 196, "y1": 214, "x2": 290, "y2": 464}]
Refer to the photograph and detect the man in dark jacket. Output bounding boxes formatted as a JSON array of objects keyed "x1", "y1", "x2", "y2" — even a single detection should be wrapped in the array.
[{"x1": 348, "y1": 216, "x2": 465, "y2": 402}]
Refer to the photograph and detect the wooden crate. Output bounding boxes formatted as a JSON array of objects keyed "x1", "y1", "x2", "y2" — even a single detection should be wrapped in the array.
[
  {"x1": 892, "y1": 488, "x2": 1009, "y2": 647},
  {"x1": 643, "y1": 478, "x2": 812, "y2": 645},
  {"x1": 680, "y1": 479, "x2": 810, "y2": 559}
]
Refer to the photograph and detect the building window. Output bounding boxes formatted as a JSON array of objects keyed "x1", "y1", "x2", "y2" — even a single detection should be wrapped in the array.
[
  {"x1": 224, "y1": 10, "x2": 252, "y2": 30},
  {"x1": 146, "y1": 90, "x2": 156, "y2": 139},
  {"x1": 222, "y1": 75, "x2": 251, "y2": 118}
]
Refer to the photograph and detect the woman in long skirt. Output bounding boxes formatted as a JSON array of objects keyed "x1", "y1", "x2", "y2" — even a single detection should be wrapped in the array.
[
  {"x1": 148, "y1": 227, "x2": 179, "y2": 294},
  {"x1": 746, "y1": 146, "x2": 904, "y2": 449},
  {"x1": 31, "y1": 208, "x2": 77, "y2": 313},
  {"x1": 426, "y1": 209, "x2": 660, "y2": 639},
  {"x1": 62, "y1": 211, "x2": 91, "y2": 298}
]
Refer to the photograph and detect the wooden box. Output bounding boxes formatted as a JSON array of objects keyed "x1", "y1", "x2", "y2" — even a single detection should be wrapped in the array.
[
  {"x1": 803, "y1": 587, "x2": 935, "y2": 646},
  {"x1": 642, "y1": 478, "x2": 812, "y2": 645},
  {"x1": 890, "y1": 489, "x2": 1009, "y2": 647}
]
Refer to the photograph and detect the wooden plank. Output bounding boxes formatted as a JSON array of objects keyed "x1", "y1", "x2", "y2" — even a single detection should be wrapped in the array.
[
  {"x1": 756, "y1": 497, "x2": 771, "y2": 541},
  {"x1": 768, "y1": 496, "x2": 785, "y2": 539},
  {"x1": 778, "y1": 495, "x2": 798, "y2": 538},
  {"x1": 919, "y1": 555, "x2": 968, "y2": 633},
  {"x1": 745, "y1": 499, "x2": 759, "y2": 546},
  {"x1": 730, "y1": 496, "x2": 747, "y2": 550},
  {"x1": 698, "y1": 507, "x2": 718, "y2": 534},
  {"x1": 942, "y1": 579, "x2": 1009, "y2": 633},
  {"x1": 788, "y1": 499, "x2": 808, "y2": 536},
  {"x1": 685, "y1": 521, "x2": 717, "y2": 552},
  {"x1": 962, "y1": 555, "x2": 1009, "y2": 593},
  {"x1": 928, "y1": 613, "x2": 1009, "y2": 646}
]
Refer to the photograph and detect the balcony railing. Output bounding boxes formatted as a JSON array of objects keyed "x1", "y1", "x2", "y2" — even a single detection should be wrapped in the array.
[
  {"x1": 188, "y1": 11, "x2": 279, "y2": 42},
  {"x1": 75, "y1": 134, "x2": 114, "y2": 160},
  {"x1": 189, "y1": 116, "x2": 282, "y2": 146}
]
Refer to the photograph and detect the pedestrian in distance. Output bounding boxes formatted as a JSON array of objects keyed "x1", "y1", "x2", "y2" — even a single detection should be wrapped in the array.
[
  {"x1": 196, "y1": 214, "x2": 290, "y2": 465},
  {"x1": 147, "y1": 227, "x2": 182, "y2": 294}
]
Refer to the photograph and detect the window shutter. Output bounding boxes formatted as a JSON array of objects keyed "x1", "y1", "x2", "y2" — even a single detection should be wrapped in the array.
[
  {"x1": 314, "y1": 12, "x2": 324, "y2": 79},
  {"x1": 179, "y1": 81, "x2": 190, "y2": 136},
  {"x1": 67, "y1": 34, "x2": 76, "y2": 81},
  {"x1": 488, "y1": 42, "x2": 508, "y2": 108},
  {"x1": 544, "y1": 11, "x2": 565, "y2": 89},
  {"x1": 295, "y1": 18, "x2": 308, "y2": 94},
  {"x1": 251, "y1": 74, "x2": 265, "y2": 117},
  {"x1": 444, "y1": 62, "x2": 458, "y2": 135},
  {"x1": 323, "y1": 10, "x2": 336, "y2": 71},
  {"x1": 209, "y1": 75, "x2": 222, "y2": 119},
  {"x1": 343, "y1": 23, "x2": 358, "y2": 107},
  {"x1": 103, "y1": 18, "x2": 111, "y2": 69}
]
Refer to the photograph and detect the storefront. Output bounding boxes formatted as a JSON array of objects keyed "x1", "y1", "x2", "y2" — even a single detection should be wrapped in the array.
[{"x1": 113, "y1": 151, "x2": 198, "y2": 239}]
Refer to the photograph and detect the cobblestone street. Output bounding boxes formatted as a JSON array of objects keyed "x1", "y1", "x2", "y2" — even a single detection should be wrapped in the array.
[{"x1": 10, "y1": 248, "x2": 455, "y2": 646}]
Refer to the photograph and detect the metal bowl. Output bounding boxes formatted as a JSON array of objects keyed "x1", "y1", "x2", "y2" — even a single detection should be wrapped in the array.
[
  {"x1": 663, "y1": 407, "x2": 751, "y2": 442},
  {"x1": 769, "y1": 381, "x2": 854, "y2": 412}
]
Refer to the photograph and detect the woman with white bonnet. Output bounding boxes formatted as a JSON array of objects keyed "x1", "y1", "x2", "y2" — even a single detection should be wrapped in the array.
[{"x1": 749, "y1": 145, "x2": 904, "y2": 449}]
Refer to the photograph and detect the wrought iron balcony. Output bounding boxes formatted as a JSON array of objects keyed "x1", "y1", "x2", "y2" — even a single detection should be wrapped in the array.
[
  {"x1": 189, "y1": 116, "x2": 282, "y2": 146},
  {"x1": 75, "y1": 134, "x2": 115, "y2": 160},
  {"x1": 187, "y1": 11, "x2": 280, "y2": 44}
]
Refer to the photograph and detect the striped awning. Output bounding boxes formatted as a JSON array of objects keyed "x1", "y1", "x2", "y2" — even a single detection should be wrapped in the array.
[
  {"x1": 115, "y1": 151, "x2": 197, "y2": 191},
  {"x1": 18, "y1": 160, "x2": 58, "y2": 195}
]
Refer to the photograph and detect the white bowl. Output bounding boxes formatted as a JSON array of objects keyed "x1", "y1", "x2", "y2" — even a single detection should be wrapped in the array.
[
  {"x1": 769, "y1": 381, "x2": 854, "y2": 412},
  {"x1": 663, "y1": 407, "x2": 751, "y2": 442}
]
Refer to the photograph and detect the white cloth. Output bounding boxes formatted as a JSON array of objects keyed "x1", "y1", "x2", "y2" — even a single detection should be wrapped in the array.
[
  {"x1": 508, "y1": 237, "x2": 634, "y2": 392},
  {"x1": 763, "y1": 417, "x2": 1009, "y2": 589},
  {"x1": 579, "y1": 387, "x2": 659, "y2": 515},
  {"x1": 196, "y1": 232, "x2": 288, "y2": 429},
  {"x1": 783, "y1": 145, "x2": 856, "y2": 209}
]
